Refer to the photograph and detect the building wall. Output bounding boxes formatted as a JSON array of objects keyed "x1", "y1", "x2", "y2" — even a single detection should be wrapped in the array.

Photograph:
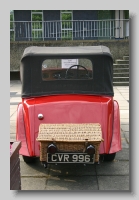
[
  {"x1": 14, "y1": 10, "x2": 108, "y2": 41},
  {"x1": 14, "y1": 10, "x2": 31, "y2": 41},
  {"x1": 12, "y1": 10, "x2": 129, "y2": 41},
  {"x1": 14, "y1": 10, "x2": 31, "y2": 21},
  {"x1": 10, "y1": 40, "x2": 129, "y2": 71},
  {"x1": 73, "y1": 10, "x2": 98, "y2": 20},
  {"x1": 43, "y1": 10, "x2": 60, "y2": 20},
  {"x1": 72, "y1": 10, "x2": 98, "y2": 40}
]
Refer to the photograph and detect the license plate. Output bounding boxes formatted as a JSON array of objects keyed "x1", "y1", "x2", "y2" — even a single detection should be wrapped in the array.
[{"x1": 47, "y1": 153, "x2": 95, "y2": 163}]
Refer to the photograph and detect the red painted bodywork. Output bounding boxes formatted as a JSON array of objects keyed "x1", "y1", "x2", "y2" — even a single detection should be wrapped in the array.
[{"x1": 16, "y1": 94, "x2": 121, "y2": 156}]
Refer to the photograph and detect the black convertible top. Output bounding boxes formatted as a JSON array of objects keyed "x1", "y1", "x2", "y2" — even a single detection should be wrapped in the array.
[
  {"x1": 20, "y1": 46, "x2": 114, "y2": 97},
  {"x1": 21, "y1": 46, "x2": 112, "y2": 60}
]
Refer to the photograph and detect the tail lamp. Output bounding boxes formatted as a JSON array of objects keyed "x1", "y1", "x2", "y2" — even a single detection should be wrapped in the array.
[
  {"x1": 86, "y1": 145, "x2": 95, "y2": 155},
  {"x1": 47, "y1": 144, "x2": 57, "y2": 154}
]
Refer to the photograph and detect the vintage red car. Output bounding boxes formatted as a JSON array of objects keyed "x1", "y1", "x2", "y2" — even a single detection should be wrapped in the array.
[{"x1": 16, "y1": 46, "x2": 121, "y2": 168}]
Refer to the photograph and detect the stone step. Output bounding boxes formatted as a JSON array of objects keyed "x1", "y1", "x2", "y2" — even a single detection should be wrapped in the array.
[
  {"x1": 113, "y1": 82, "x2": 129, "y2": 86},
  {"x1": 115, "y1": 60, "x2": 129, "y2": 64},
  {"x1": 113, "y1": 72, "x2": 129, "y2": 77},
  {"x1": 123, "y1": 56, "x2": 129, "y2": 61},
  {"x1": 113, "y1": 68, "x2": 129, "y2": 73},
  {"x1": 113, "y1": 55, "x2": 129, "y2": 86},
  {"x1": 113, "y1": 77, "x2": 129, "y2": 82},
  {"x1": 113, "y1": 64, "x2": 129, "y2": 68}
]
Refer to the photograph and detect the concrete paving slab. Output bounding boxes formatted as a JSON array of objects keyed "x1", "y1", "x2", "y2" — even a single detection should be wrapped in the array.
[
  {"x1": 119, "y1": 106, "x2": 129, "y2": 110},
  {"x1": 96, "y1": 161, "x2": 129, "y2": 175},
  {"x1": 117, "y1": 100, "x2": 129, "y2": 106},
  {"x1": 21, "y1": 177, "x2": 47, "y2": 190},
  {"x1": 10, "y1": 134, "x2": 16, "y2": 141},
  {"x1": 48, "y1": 163, "x2": 96, "y2": 176},
  {"x1": 120, "y1": 115, "x2": 129, "y2": 119},
  {"x1": 120, "y1": 110, "x2": 129, "y2": 113},
  {"x1": 114, "y1": 94, "x2": 126, "y2": 98},
  {"x1": 123, "y1": 132, "x2": 129, "y2": 144},
  {"x1": 120, "y1": 119, "x2": 129, "y2": 123},
  {"x1": 10, "y1": 105, "x2": 18, "y2": 109},
  {"x1": 45, "y1": 175, "x2": 98, "y2": 191},
  {"x1": 121, "y1": 124, "x2": 129, "y2": 132},
  {"x1": 120, "y1": 92, "x2": 129, "y2": 96},
  {"x1": 10, "y1": 121, "x2": 16, "y2": 134},
  {"x1": 10, "y1": 124, "x2": 16, "y2": 134},
  {"x1": 117, "y1": 88, "x2": 129, "y2": 91},
  {"x1": 10, "y1": 112, "x2": 17, "y2": 120},
  {"x1": 115, "y1": 149, "x2": 129, "y2": 161},
  {"x1": 20, "y1": 160, "x2": 49, "y2": 177},
  {"x1": 120, "y1": 114, "x2": 129, "y2": 119},
  {"x1": 98, "y1": 176, "x2": 129, "y2": 191},
  {"x1": 10, "y1": 120, "x2": 16, "y2": 126},
  {"x1": 114, "y1": 96, "x2": 126, "y2": 101},
  {"x1": 116, "y1": 86, "x2": 129, "y2": 89},
  {"x1": 121, "y1": 138, "x2": 129, "y2": 148},
  {"x1": 10, "y1": 109, "x2": 17, "y2": 116}
]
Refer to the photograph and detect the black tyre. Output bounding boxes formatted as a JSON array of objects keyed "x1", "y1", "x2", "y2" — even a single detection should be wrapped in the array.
[
  {"x1": 103, "y1": 153, "x2": 116, "y2": 162},
  {"x1": 22, "y1": 155, "x2": 36, "y2": 163}
]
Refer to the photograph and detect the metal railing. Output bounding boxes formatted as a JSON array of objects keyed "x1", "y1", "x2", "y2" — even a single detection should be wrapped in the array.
[{"x1": 10, "y1": 19, "x2": 129, "y2": 41}]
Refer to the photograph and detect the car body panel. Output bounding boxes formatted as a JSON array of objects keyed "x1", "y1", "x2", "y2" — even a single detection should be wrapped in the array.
[
  {"x1": 16, "y1": 94, "x2": 121, "y2": 157},
  {"x1": 16, "y1": 103, "x2": 30, "y2": 156},
  {"x1": 109, "y1": 100, "x2": 121, "y2": 153}
]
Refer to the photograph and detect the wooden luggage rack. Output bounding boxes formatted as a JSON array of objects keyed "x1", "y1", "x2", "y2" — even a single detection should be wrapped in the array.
[{"x1": 36, "y1": 123, "x2": 104, "y2": 163}]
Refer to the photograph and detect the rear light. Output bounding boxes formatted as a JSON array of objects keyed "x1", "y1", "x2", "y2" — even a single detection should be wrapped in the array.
[
  {"x1": 86, "y1": 145, "x2": 95, "y2": 155},
  {"x1": 47, "y1": 144, "x2": 57, "y2": 154}
]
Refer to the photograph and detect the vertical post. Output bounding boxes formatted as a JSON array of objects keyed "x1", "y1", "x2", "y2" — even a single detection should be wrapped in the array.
[
  {"x1": 91, "y1": 21, "x2": 92, "y2": 38},
  {"x1": 56, "y1": 21, "x2": 57, "y2": 40},
  {"x1": 110, "y1": 20, "x2": 111, "y2": 39},
  {"x1": 102, "y1": 21, "x2": 103, "y2": 38},
  {"x1": 72, "y1": 20, "x2": 73, "y2": 40},
  {"x1": 14, "y1": 21, "x2": 15, "y2": 41},
  {"x1": 43, "y1": 21, "x2": 44, "y2": 41},
  {"x1": 83, "y1": 21, "x2": 84, "y2": 40},
  {"x1": 99, "y1": 21, "x2": 100, "y2": 38},
  {"x1": 28, "y1": 22, "x2": 30, "y2": 41},
  {"x1": 105, "y1": 21, "x2": 106, "y2": 38}
]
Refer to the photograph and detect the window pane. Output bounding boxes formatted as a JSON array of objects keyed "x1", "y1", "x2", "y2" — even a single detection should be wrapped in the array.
[
  {"x1": 10, "y1": 10, "x2": 14, "y2": 41},
  {"x1": 32, "y1": 14, "x2": 42, "y2": 21},
  {"x1": 10, "y1": 22, "x2": 14, "y2": 29},
  {"x1": 32, "y1": 30, "x2": 42, "y2": 38},
  {"x1": 62, "y1": 13, "x2": 72, "y2": 21},
  {"x1": 32, "y1": 22, "x2": 42, "y2": 29},
  {"x1": 62, "y1": 30, "x2": 72, "y2": 40},
  {"x1": 42, "y1": 58, "x2": 93, "y2": 81},
  {"x1": 10, "y1": 31, "x2": 14, "y2": 41}
]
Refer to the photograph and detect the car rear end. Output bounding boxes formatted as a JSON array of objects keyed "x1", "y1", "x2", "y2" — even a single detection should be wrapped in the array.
[{"x1": 16, "y1": 46, "x2": 121, "y2": 166}]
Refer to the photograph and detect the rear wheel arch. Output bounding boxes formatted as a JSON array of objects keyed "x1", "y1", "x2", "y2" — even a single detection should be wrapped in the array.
[
  {"x1": 109, "y1": 100, "x2": 121, "y2": 154},
  {"x1": 16, "y1": 103, "x2": 30, "y2": 156}
]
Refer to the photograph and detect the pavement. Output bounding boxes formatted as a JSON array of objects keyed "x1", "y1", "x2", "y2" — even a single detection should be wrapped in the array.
[{"x1": 10, "y1": 80, "x2": 129, "y2": 191}]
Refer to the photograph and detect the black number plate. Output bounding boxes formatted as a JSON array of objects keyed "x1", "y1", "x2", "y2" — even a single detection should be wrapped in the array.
[{"x1": 47, "y1": 153, "x2": 95, "y2": 163}]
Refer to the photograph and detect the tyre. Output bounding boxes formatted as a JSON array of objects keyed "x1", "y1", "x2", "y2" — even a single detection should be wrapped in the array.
[
  {"x1": 103, "y1": 153, "x2": 116, "y2": 162},
  {"x1": 22, "y1": 155, "x2": 36, "y2": 163}
]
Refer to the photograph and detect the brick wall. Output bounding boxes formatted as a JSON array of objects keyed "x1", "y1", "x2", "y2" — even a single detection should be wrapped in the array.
[{"x1": 10, "y1": 40, "x2": 129, "y2": 71}]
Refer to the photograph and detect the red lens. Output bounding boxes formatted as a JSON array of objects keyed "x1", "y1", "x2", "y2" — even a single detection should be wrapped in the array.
[
  {"x1": 86, "y1": 145, "x2": 95, "y2": 154},
  {"x1": 47, "y1": 144, "x2": 57, "y2": 154}
]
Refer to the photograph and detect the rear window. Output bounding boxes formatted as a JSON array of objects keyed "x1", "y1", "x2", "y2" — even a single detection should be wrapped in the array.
[{"x1": 42, "y1": 58, "x2": 93, "y2": 81}]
